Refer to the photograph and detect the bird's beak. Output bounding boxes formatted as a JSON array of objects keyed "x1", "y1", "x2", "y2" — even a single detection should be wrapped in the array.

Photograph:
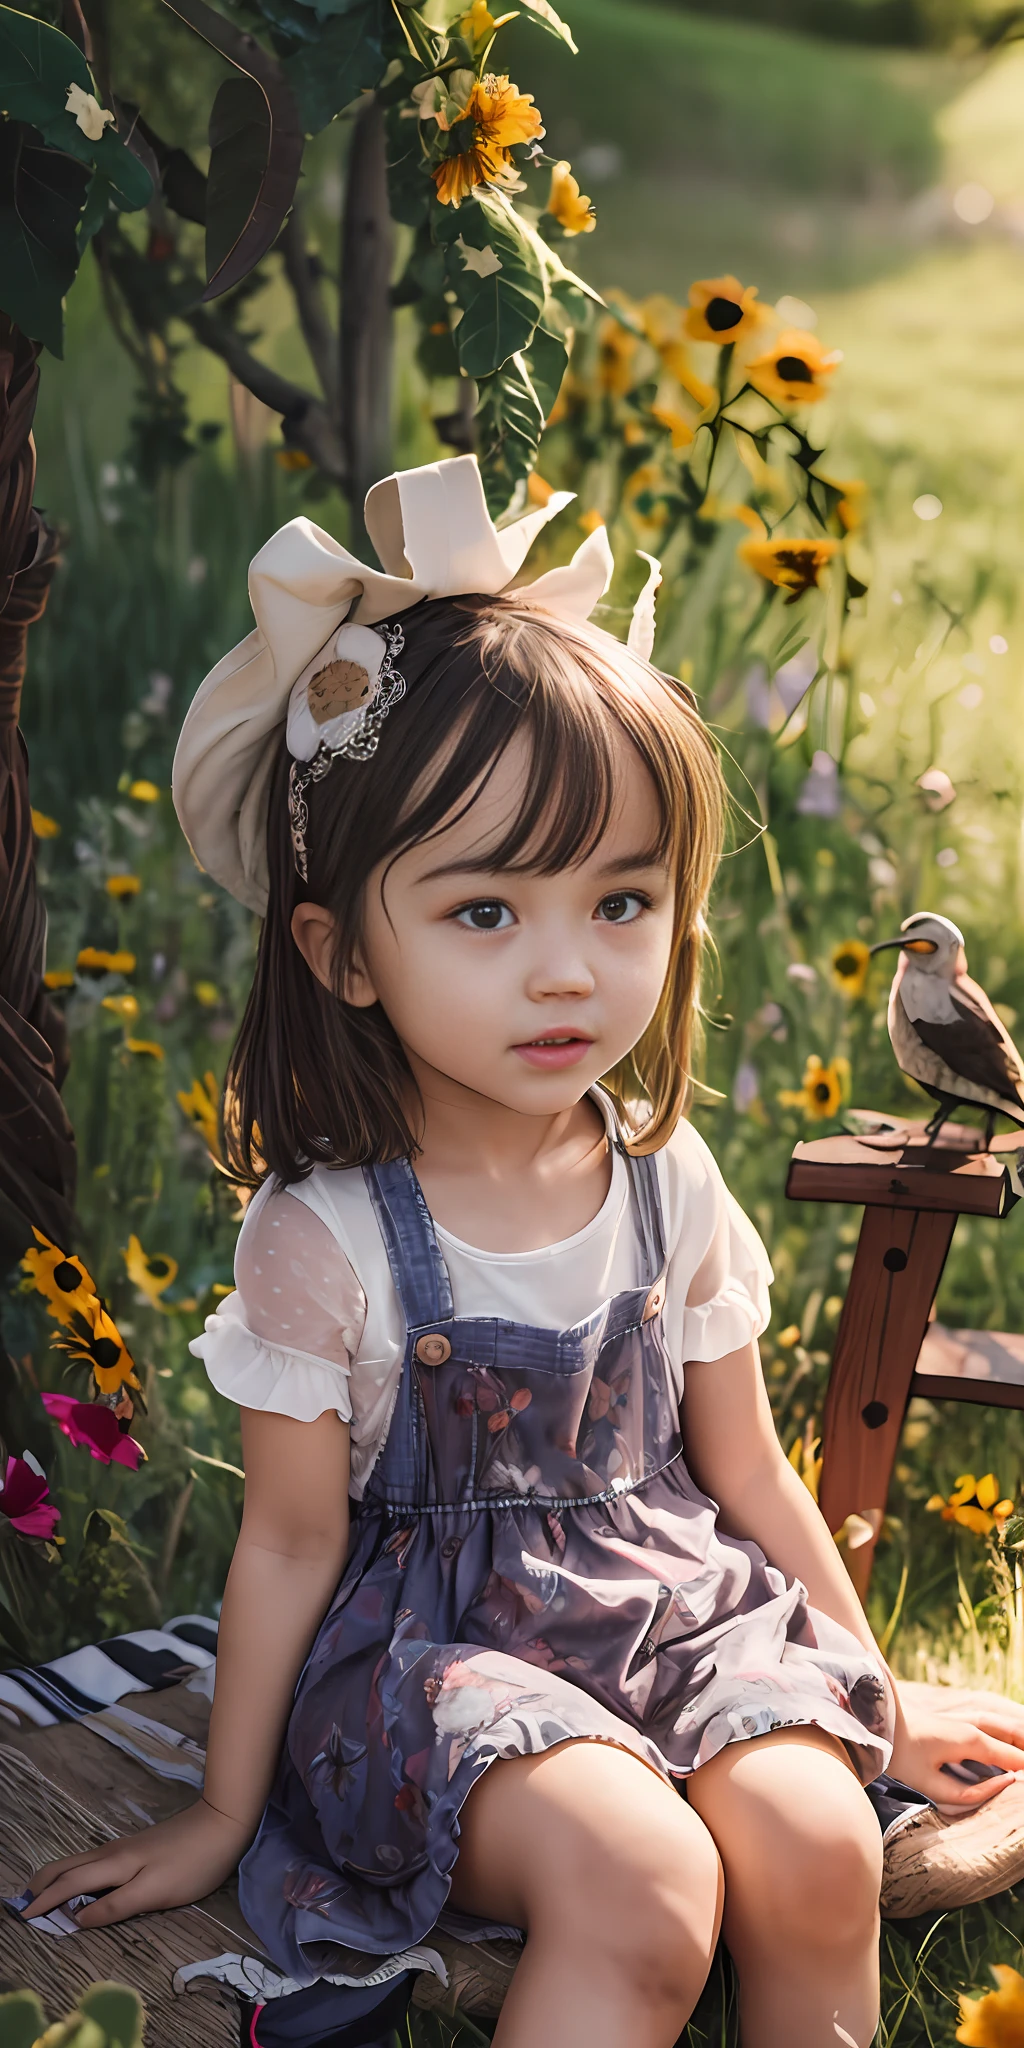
[{"x1": 869, "y1": 938, "x2": 904, "y2": 955}]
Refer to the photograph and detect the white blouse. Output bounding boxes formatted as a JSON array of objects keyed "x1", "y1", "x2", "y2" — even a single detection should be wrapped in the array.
[{"x1": 192, "y1": 1111, "x2": 772, "y2": 1499}]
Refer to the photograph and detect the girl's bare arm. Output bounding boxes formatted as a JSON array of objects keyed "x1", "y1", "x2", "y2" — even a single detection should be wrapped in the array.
[
  {"x1": 24, "y1": 1407, "x2": 350, "y2": 1928},
  {"x1": 683, "y1": 1342, "x2": 1024, "y2": 1806}
]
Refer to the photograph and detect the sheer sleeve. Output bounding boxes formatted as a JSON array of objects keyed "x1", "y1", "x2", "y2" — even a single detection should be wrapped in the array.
[
  {"x1": 658, "y1": 1122, "x2": 773, "y2": 1372},
  {"x1": 189, "y1": 1183, "x2": 367, "y2": 1423}
]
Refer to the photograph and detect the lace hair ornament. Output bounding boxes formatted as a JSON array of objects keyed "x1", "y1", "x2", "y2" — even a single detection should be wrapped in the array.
[{"x1": 172, "y1": 454, "x2": 664, "y2": 915}]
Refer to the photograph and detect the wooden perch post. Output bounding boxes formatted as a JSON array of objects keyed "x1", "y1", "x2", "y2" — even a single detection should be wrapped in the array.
[{"x1": 787, "y1": 1118, "x2": 1023, "y2": 1601}]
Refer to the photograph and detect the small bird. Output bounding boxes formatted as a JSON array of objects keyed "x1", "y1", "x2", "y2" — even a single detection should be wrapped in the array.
[{"x1": 871, "y1": 912, "x2": 1024, "y2": 1146}]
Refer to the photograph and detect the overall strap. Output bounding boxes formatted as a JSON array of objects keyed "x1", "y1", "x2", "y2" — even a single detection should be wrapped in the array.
[
  {"x1": 597, "y1": 1088, "x2": 666, "y2": 1283},
  {"x1": 362, "y1": 1156, "x2": 455, "y2": 1329}
]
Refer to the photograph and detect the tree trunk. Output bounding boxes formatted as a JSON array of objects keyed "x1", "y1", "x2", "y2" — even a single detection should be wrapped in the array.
[{"x1": 340, "y1": 100, "x2": 393, "y2": 554}]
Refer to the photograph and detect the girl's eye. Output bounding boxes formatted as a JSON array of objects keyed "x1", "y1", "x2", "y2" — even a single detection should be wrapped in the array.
[
  {"x1": 596, "y1": 891, "x2": 648, "y2": 924},
  {"x1": 454, "y1": 900, "x2": 515, "y2": 932}
]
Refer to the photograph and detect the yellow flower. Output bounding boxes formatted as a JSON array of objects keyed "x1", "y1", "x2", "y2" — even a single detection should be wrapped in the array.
[
  {"x1": 53, "y1": 1294, "x2": 140, "y2": 1397},
  {"x1": 128, "y1": 779, "x2": 160, "y2": 802},
  {"x1": 778, "y1": 1054, "x2": 850, "y2": 1121},
  {"x1": 747, "y1": 329, "x2": 843, "y2": 406},
  {"x1": 43, "y1": 968, "x2": 75, "y2": 990},
  {"x1": 641, "y1": 297, "x2": 716, "y2": 407},
  {"x1": 105, "y1": 874, "x2": 141, "y2": 899},
  {"x1": 276, "y1": 447, "x2": 313, "y2": 471},
  {"x1": 101, "y1": 993, "x2": 140, "y2": 1023},
  {"x1": 193, "y1": 981, "x2": 220, "y2": 1007},
  {"x1": 125, "y1": 1037, "x2": 164, "y2": 1059},
  {"x1": 650, "y1": 399, "x2": 695, "y2": 450},
  {"x1": 927, "y1": 1474, "x2": 1015, "y2": 1538},
  {"x1": 123, "y1": 1233, "x2": 178, "y2": 1309},
  {"x1": 738, "y1": 535, "x2": 842, "y2": 604},
  {"x1": 831, "y1": 939, "x2": 871, "y2": 998},
  {"x1": 21, "y1": 1228, "x2": 99, "y2": 1330},
  {"x1": 622, "y1": 462, "x2": 669, "y2": 541},
  {"x1": 460, "y1": 1, "x2": 495, "y2": 41},
  {"x1": 958, "y1": 1962, "x2": 1024, "y2": 2044},
  {"x1": 526, "y1": 472, "x2": 555, "y2": 506},
  {"x1": 578, "y1": 509, "x2": 605, "y2": 535},
  {"x1": 777, "y1": 1324, "x2": 801, "y2": 1349},
  {"x1": 77, "y1": 947, "x2": 136, "y2": 975},
  {"x1": 432, "y1": 73, "x2": 544, "y2": 208},
  {"x1": 685, "y1": 275, "x2": 768, "y2": 345},
  {"x1": 594, "y1": 314, "x2": 639, "y2": 396},
  {"x1": 815, "y1": 475, "x2": 867, "y2": 532},
  {"x1": 788, "y1": 1428, "x2": 822, "y2": 1503},
  {"x1": 546, "y1": 159, "x2": 595, "y2": 235},
  {"x1": 31, "y1": 808, "x2": 60, "y2": 838},
  {"x1": 178, "y1": 1071, "x2": 222, "y2": 1162}
]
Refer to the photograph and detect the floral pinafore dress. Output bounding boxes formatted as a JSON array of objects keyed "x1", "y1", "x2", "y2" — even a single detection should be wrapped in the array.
[{"x1": 238, "y1": 1140, "x2": 894, "y2": 1988}]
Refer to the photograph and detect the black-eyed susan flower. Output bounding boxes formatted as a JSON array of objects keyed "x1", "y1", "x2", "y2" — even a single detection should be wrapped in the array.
[
  {"x1": 546, "y1": 160, "x2": 595, "y2": 235},
  {"x1": 778, "y1": 1054, "x2": 850, "y2": 1120},
  {"x1": 747, "y1": 329, "x2": 843, "y2": 406},
  {"x1": 738, "y1": 535, "x2": 841, "y2": 604},
  {"x1": 77, "y1": 947, "x2": 136, "y2": 975},
  {"x1": 831, "y1": 940, "x2": 871, "y2": 998},
  {"x1": 123, "y1": 1233, "x2": 178, "y2": 1310},
  {"x1": 31, "y1": 809, "x2": 60, "y2": 838},
  {"x1": 432, "y1": 74, "x2": 543, "y2": 208},
  {"x1": 596, "y1": 315, "x2": 639, "y2": 397},
  {"x1": 101, "y1": 993, "x2": 140, "y2": 1023},
  {"x1": 105, "y1": 874, "x2": 141, "y2": 900},
  {"x1": 125, "y1": 1037, "x2": 164, "y2": 1059},
  {"x1": 128, "y1": 779, "x2": 159, "y2": 802},
  {"x1": 43, "y1": 969, "x2": 75, "y2": 990},
  {"x1": 926, "y1": 1472, "x2": 1014, "y2": 1538},
  {"x1": 958, "y1": 1963, "x2": 1024, "y2": 2043},
  {"x1": 685, "y1": 275, "x2": 767, "y2": 345},
  {"x1": 52, "y1": 1294, "x2": 141, "y2": 1398},
  {"x1": 641, "y1": 297, "x2": 716, "y2": 408},
  {"x1": 621, "y1": 462, "x2": 669, "y2": 542},
  {"x1": 178, "y1": 1071, "x2": 222, "y2": 1162},
  {"x1": 21, "y1": 1228, "x2": 99, "y2": 1329}
]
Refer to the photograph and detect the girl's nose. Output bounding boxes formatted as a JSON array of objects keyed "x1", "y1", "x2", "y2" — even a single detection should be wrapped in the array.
[{"x1": 524, "y1": 944, "x2": 596, "y2": 1002}]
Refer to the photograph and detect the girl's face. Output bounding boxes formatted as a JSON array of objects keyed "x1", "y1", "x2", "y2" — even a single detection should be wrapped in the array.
[{"x1": 295, "y1": 723, "x2": 676, "y2": 1119}]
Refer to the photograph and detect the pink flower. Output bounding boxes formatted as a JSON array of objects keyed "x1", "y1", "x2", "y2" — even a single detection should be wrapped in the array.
[
  {"x1": 0, "y1": 1454, "x2": 61, "y2": 1538},
  {"x1": 41, "y1": 1392, "x2": 145, "y2": 1469}
]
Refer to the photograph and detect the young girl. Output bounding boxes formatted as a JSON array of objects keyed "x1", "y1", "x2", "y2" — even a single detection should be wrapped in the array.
[{"x1": 25, "y1": 458, "x2": 1024, "y2": 2047}]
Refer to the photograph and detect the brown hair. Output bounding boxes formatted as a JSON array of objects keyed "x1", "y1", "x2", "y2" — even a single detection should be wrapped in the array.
[{"x1": 224, "y1": 593, "x2": 724, "y2": 1184}]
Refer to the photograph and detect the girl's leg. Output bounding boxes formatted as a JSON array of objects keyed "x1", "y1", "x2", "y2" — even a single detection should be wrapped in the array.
[
  {"x1": 448, "y1": 1738, "x2": 724, "y2": 2048},
  {"x1": 687, "y1": 1725, "x2": 882, "y2": 2048}
]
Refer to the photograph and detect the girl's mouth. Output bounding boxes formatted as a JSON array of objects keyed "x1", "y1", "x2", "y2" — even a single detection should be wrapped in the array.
[{"x1": 512, "y1": 1034, "x2": 594, "y2": 1070}]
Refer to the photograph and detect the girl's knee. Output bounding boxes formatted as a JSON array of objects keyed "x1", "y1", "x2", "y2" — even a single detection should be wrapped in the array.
[
  {"x1": 755, "y1": 1785, "x2": 882, "y2": 1952},
  {"x1": 552, "y1": 1801, "x2": 724, "y2": 2007}
]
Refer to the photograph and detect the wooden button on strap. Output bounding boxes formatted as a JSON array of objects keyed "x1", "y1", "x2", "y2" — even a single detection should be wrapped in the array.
[
  {"x1": 415, "y1": 1332, "x2": 452, "y2": 1367},
  {"x1": 642, "y1": 1283, "x2": 664, "y2": 1324}
]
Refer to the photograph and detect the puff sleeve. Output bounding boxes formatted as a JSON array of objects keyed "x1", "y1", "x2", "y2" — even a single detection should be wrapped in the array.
[
  {"x1": 657, "y1": 1122, "x2": 773, "y2": 1379},
  {"x1": 189, "y1": 1181, "x2": 366, "y2": 1423}
]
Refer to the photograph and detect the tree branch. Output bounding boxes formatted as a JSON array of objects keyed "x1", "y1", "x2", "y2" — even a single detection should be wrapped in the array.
[
  {"x1": 280, "y1": 201, "x2": 339, "y2": 414},
  {"x1": 184, "y1": 305, "x2": 347, "y2": 485}
]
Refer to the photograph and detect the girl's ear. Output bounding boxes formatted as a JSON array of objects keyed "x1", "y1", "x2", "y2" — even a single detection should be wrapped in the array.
[{"x1": 290, "y1": 904, "x2": 379, "y2": 1007}]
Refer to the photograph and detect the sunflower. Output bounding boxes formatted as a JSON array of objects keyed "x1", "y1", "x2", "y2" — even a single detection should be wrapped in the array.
[
  {"x1": 778, "y1": 1054, "x2": 850, "y2": 1121},
  {"x1": 621, "y1": 462, "x2": 669, "y2": 541},
  {"x1": 53, "y1": 1294, "x2": 141, "y2": 1398},
  {"x1": 545, "y1": 160, "x2": 595, "y2": 235},
  {"x1": 76, "y1": 947, "x2": 136, "y2": 975},
  {"x1": 831, "y1": 939, "x2": 871, "y2": 998},
  {"x1": 21, "y1": 1228, "x2": 99, "y2": 1329},
  {"x1": 927, "y1": 1473, "x2": 1015, "y2": 1539},
  {"x1": 105, "y1": 874, "x2": 141, "y2": 899},
  {"x1": 738, "y1": 536, "x2": 841, "y2": 604},
  {"x1": 595, "y1": 314, "x2": 639, "y2": 397},
  {"x1": 178, "y1": 1071, "x2": 222, "y2": 1162},
  {"x1": 747, "y1": 329, "x2": 843, "y2": 406},
  {"x1": 124, "y1": 1233, "x2": 178, "y2": 1310},
  {"x1": 43, "y1": 969, "x2": 75, "y2": 990},
  {"x1": 685, "y1": 276, "x2": 767, "y2": 345},
  {"x1": 641, "y1": 297, "x2": 716, "y2": 408},
  {"x1": 958, "y1": 1963, "x2": 1024, "y2": 2044},
  {"x1": 432, "y1": 74, "x2": 544, "y2": 208}
]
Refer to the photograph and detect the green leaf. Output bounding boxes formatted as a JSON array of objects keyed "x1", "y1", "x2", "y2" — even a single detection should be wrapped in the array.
[
  {"x1": 0, "y1": 117, "x2": 87, "y2": 354},
  {"x1": 0, "y1": 1990, "x2": 47, "y2": 2048},
  {"x1": 283, "y1": 5, "x2": 384, "y2": 133},
  {"x1": 475, "y1": 348, "x2": 545, "y2": 516},
  {"x1": 440, "y1": 190, "x2": 546, "y2": 379},
  {"x1": 205, "y1": 76, "x2": 269, "y2": 285},
  {"x1": 516, "y1": 0, "x2": 577, "y2": 51},
  {"x1": 525, "y1": 319, "x2": 567, "y2": 418},
  {"x1": 0, "y1": 6, "x2": 151, "y2": 209},
  {"x1": 78, "y1": 1985, "x2": 145, "y2": 2048},
  {"x1": 77, "y1": 165, "x2": 113, "y2": 249}
]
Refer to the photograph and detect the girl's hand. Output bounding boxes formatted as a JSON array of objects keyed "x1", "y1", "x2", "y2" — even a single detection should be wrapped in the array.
[
  {"x1": 21, "y1": 1798, "x2": 252, "y2": 1929},
  {"x1": 890, "y1": 1705, "x2": 1024, "y2": 1812}
]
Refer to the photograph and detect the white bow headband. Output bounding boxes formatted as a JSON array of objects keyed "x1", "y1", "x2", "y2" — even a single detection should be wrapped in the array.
[{"x1": 172, "y1": 454, "x2": 662, "y2": 914}]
